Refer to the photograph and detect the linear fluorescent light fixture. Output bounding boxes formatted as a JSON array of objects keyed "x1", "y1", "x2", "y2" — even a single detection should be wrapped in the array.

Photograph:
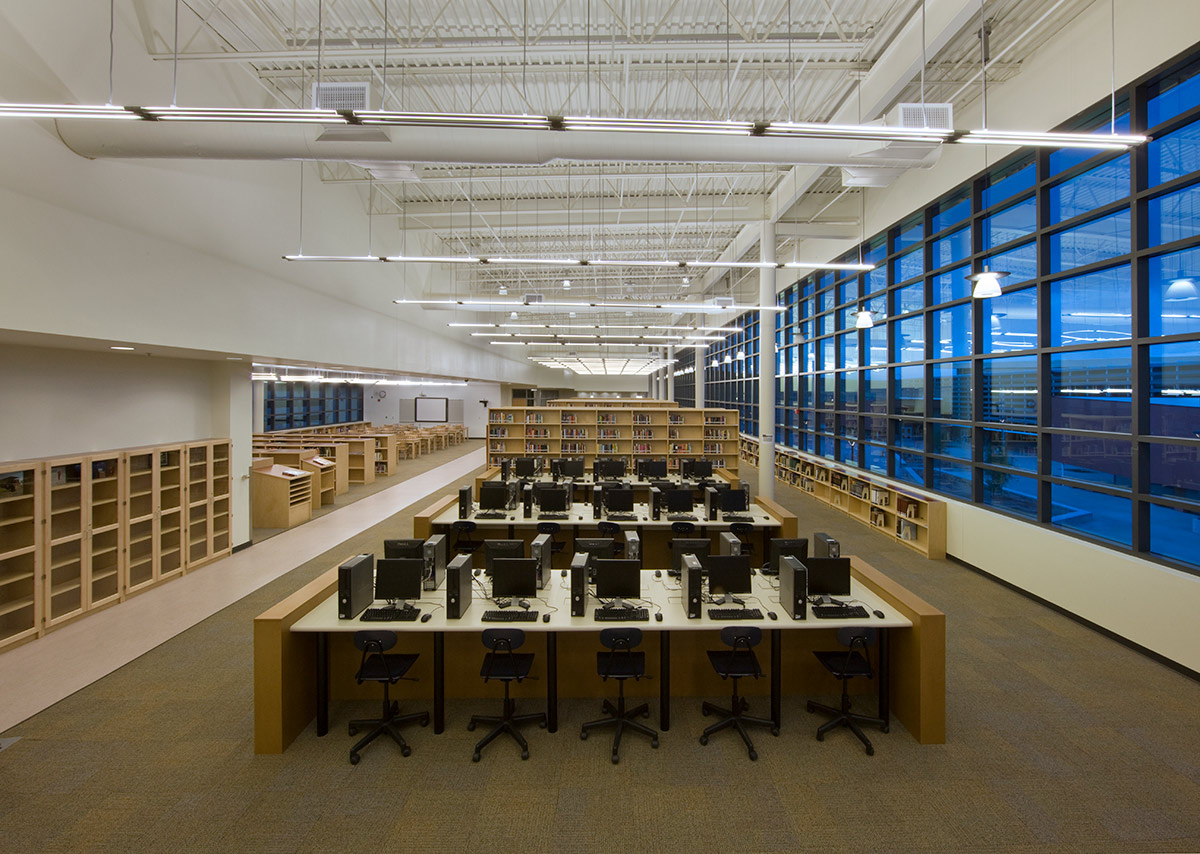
[
  {"x1": 251, "y1": 372, "x2": 278, "y2": 381},
  {"x1": 956, "y1": 129, "x2": 1147, "y2": 150},
  {"x1": 449, "y1": 322, "x2": 742, "y2": 332},
  {"x1": 285, "y1": 254, "x2": 875, "y2": 272},
  {"x1": 397, "y1": 298, "x2": 782, "y2": 312}
]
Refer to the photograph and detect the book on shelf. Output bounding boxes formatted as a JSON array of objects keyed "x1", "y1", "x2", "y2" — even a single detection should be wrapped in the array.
[
  {"x1": 488, "y1": 427, "x2": 508, "y2": 438},
  {"x1": 668, "y1": 428, "x2": 680, "y2": 439},
  {"x1": 598, "y1": 414, "x2": 618, "y2": 424},
  {"x1": 704, "y1": 417, "x2": 726, "y2": 425},
  {"x1": 897, "y1": 520, "x2": 918, "y2": 541},
  {"x1": 669, "y1": 415, "x2": 684, "y2": 424},
  {"x1": 525, "y1": 428, "x2": 551, "y2": 438},
  {"x1": 703, "y1": 443, "x2": 723, "y2": 454},
  {"x1": 489, "y1": 442, "x2": 506, "y2": 452},
  {"x1": 671, "y1": 444, "x2": 692, "y2": 454},
  {"x1": 848, "y1": 480, "x2": 867, "y2": 499},
  {"x1": 633, "y1": 414, "x2": 651, "y2": 425},
  {"x1": 561, "y1": 413, "x2": 577, "y2": 424},
  {"x1": 598, "y1": 443, "x2": 617, "y2": 454},
  {"x1": 870, "y1": 508, "x2": 887, "y2": 527},
  {"x1": 598, "y1": 429, "x2": 621, "y2": 439},
  {"x1": 870, "y1": 488, "x2": 890, "y2": 506},
  {"x1": 525, "y1": 414, "x2": 544, "y2": 424},
  {"x1": 633, "y1": 429, "x2": 654, "y2": 439},
  {"x1": 562, "y1": 443, "x2": 586, "y2": 454},
  {"x1": 704, "y1": 429, "x2": 730, "y2": 439},
  {"x1": 525, "y1": 443, "x2": 549, "y2": 454},
  {"x1": 633, "y1": 443, "x2": 652, "y2": 454}
]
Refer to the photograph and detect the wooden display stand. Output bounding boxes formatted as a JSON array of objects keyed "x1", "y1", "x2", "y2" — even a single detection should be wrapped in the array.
[
  {"x1": 299, "y1": 454, "x2": 336, "y2": 509},
  {"x1": 251, "y1": 462, "x2": 313, "y2": 529}
]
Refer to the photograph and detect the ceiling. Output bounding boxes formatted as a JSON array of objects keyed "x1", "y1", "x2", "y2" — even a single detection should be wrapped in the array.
[{"x1": 119, "y1": 0, "x2": 1096, "y2": 374}]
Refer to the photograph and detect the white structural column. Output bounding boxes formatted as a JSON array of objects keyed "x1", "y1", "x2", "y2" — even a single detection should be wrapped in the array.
[
  {"x1": 666, "y1": 346, "x2": 675, "y2": 402},
  {"x1": 695, "y1": 346, "x2": 706, "y2": 408},
  {"x1": 758, "y1": 221, "x2": 777, "y2": 500}
]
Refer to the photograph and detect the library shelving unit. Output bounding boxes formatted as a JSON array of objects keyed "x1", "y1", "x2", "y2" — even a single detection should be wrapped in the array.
[
  {"x1": 0, "y1": 461, "x2": 42, "y2": 652},
  {"x1": 185, "y1": 440, "x2": 233, "y2": 569},
  {"x1": 486, "y1": 405, "x2": 739, "y2": 476},
  {"x1": 739, "y1": 434, "x2": 760, "y2": 467},
  {"x1": 250, "y1": 461, "x2": 313, "y2": 529},
  {"x1": 343, "y1": 437, "x2": 376, "y2": 486},
  {"x1": 124, "y1": 445, "x2": 187, "y2": 596},
  {"x1": 549, "y1": 398, "x2": 677, "y2": 408}
]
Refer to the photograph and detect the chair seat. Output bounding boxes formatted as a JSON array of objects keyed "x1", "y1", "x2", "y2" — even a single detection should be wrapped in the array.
[
  {"x1": 706, "y1": 649, "x2": 761, "y2": 679},
  {"x1": 481, "y1": 651, "x2": 535, "y2": 680},
  {"x1": 813, "y1": 649, "x2": 872, "y2": 679},
  {"x1": 597, "y1": 650, "x2": 645, "y2": 679},
  {"x1": 357, "y1": 652, "x2": 420, "y2": 683}
]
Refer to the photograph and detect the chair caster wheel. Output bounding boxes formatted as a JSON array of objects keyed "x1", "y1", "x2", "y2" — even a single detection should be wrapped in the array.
[
  {"x1": 348, "y1": 725, "x2": 358, "y2": 736},
  {"x1": 421, "y1": 715, "x2": 430, "y2": 727},
  {"x1": 349, "y1": 753, "x2": 360, "y2": 765},
  {"x1": 771, "y1": 727, "x2": 780, "y2": 737},
  {"x1": 882, "y1": 725, "x2": 890, "y2": 734},
  {"x1": 539, "y1": 720, "x2": 547, "y2": 728},
  {"x1": 740, "y1": 698, "x2": 749, "y2": 711},
  {"x1": 651, "y1": 738, "x2": 659, "y2": 749},
  {"x1": 643, "y1": 709, "x2": 650, "y2": 718},
  {"x1": 401, "y1": 745, "x2": 411, "y2": 758},
  {"x1": 699, "y1": 735, "x2": 708, "y2": 745},
  {"x1": 806, "y1": 701, "x2": 815, "y2": 713},
  {"x1": 701, "y1": 708, "x2": 709, "y2": 717},
  {"x1": 467, "y1": 721, "x2": 476, "y2": 731},
  {"x1": 749, "y1": 750, "x2": 758, "y2": 761},
  {"x1": 472, "y1": 752, "x2": 481, "y2": 762},
  {"x1": 580, "y1": 730, "x2": 588, "y2": 740},
  {"x1": 521, "y1": 749, "x2": 529, "y2": 760},
  {"x1": 611, "y1": 753, "x2": 619, "y2": 764},
  {"x1": 866, "y1": 746, "x2": 875, "y2": 756},
  {"x1": 816, "y1": 732, "x2": 824, "y2": 742}
]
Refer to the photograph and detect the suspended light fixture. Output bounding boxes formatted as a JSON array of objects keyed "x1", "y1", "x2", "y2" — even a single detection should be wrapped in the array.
[
  {"x1": 854, "y1": 307, "x2": 875, "y2": 329},
  {"x1": 498, "y1": 285, "x2": 508, "y2": 296},
  {"x1": 710, "y1": 358, "x2": 719, "y2": 369},
  {"x1": 1164, "y1": 271, "x2": 1199, "y2": 302},
  {"x1": 561, "y1": 279, "x2": 572, "y2": 290},
  {"x1": 968, "y1": 266, "x2": 1009, "y2": 299},
  {"x1": 735, "y1": 349, "x2": 745, "y2": 360}
]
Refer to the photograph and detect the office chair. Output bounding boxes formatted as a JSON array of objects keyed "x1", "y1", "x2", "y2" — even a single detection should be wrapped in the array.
[
  {"x1": 347, "y1": 631, "x2": 429, "y2": 765},
  {"x1": 468, "y1": 628, "x2": 547, "y2": 761},
  {"x1": 670, "y1": 521, "x2": 696, "y2": 536},
  {"x1": 730, "y1": 522, "x2": 756, "y2": 558},
  {"x1": 700, "y1": 625, "x2": 778, "y2": 760},
  {"x1": 450, "y1": 519, "x2": 482, "y2": 554},
  {"x1": 580, "y1": 628, "x2": 658, "y2": 763},
  {"x1": 807, "y1": 627, "x2": 888, "y2": 756},
  {"x1": 536, "y1": 521, "x2": 566, "y2": 555},
  {"x1": 596, "y1": 521, "x2": 625, "y2": 557}
]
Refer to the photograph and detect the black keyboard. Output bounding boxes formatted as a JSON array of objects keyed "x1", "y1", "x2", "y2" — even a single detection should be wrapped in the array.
[
  {"x1": 475, "y1": 511, "x2": 507, "y2": 520},
  {"x1": 723, "y1": 515, "x2": 753, "y2": 523},
  {"x1": 667, "y1": 514, "x2": 698, "y2": 522},
  {"x1": 361, "y1": 607, "x2": 421, "y2": 622},
  {"x1": 606, "y1": 513, "x2": 639, "y2": 522},
  {"x1": 811, "y1": 604, "x2": 870, "y2": 620},
  {"x1": 481, "y1": 610, "x2": 540, "y2": 622},
  {"x1": 707, "y1": 608, "x2": 763, "y2": 620},
  {"x1": 594, "y1": 608, "x2": 650, "y2": 622},
  {"x1": 539, "y1": 513, "x2": 569, "y2": 520}
]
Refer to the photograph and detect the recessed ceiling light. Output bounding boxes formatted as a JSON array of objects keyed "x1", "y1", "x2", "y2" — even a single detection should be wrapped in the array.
[
  {"x1": 110, "y1": 346, "x2": 134, "y2": 351},
  {"x1": 225, "y1": 356, "x2": 243, "y2": 360}
]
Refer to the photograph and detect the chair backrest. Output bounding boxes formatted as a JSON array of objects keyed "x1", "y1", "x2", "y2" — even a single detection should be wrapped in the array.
[
  {"x1": 353, "y1": 630, "x2": 398, "y2": 653},
  {"x1": 730, "y1": 522, "x2": 754, "y2": 537},
  {"x1": 598, "y1": 627, "x2": 643, "y2": 680},
  {"x1": 481, "y1": 627, "x2": 526, "y2": 652},
  {"x1": 536, "y1": 521, "x2": 561, "y2": 536},
  {"x1": 452, "y1": 520, "x2": 477, "y2": 534},
  {"x1": 721, "y1": 625, "x2": 762, "y2": 650},
  {"x1": 671, "y1": 521, "x2": 696, "y2": 536},
  {"x1": 836, "y1": 626, "x2": 877, "y2": 676},
  {"x1": 597, "y1": 521, "x2": 621, "y2": 538}
]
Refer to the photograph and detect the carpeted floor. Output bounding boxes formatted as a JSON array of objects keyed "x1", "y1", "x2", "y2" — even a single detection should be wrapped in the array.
[{"x1": 2, "y1": 455, "x2": 1198, "y2": 853}]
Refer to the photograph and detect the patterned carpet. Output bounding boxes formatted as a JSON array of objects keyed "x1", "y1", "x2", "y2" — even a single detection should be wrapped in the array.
[{"x1": 2, "y1": 452, "x2": 1198, "y2": 853}]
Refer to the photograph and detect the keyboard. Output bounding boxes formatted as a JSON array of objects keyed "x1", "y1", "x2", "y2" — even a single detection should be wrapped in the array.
[
  {"x1": 475, "y1": 511, "x2": 507, "y2": 520},
  {"x1": 811, "y1": 604, "x2": 870, "y2": 620},
  {"x1": 607, "y1": 513, "x2": 638, "y2": 522},
  {"x1": 723, "y1": 515, "x2": 753, "y2": 523},
  {"x1": 361, "y1": 607, "x2": 421, "y2": 622},
  {"x1": 667, "y1": 514, "x2": 698, "y2": 522},
  {"x1": 594, "y1": 608, "x2": 650, "y2": 622},
  {"x1": 707, "y1": 608, "x2": 763, "y2": 620},
  {"x1": 539, "y1": 513, "x2": 569, "y2": 520},
  {"x1": 481, "y1": 609, "x2": 540, "y2": 622}
]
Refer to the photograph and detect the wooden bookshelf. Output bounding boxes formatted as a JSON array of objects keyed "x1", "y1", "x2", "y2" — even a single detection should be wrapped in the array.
[
  {"x1": 184, "y1": 440, "x2": 233, "y2": 569},
  {"x1": 123, "y1": 445, "x2": 186, "y2": 598},
  {"x1": 0, "y1": 461, "x2": 42, "y2": 653},
  {"x1": 251, "y1": 462, "x2": 313, "y2": 529}
]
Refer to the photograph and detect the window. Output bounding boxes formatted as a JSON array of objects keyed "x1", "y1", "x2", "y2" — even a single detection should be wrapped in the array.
[
  {"x1": 983, "y1": 160, "x2": 1035, "y2": 209},
  {"x1": 1050, "y1": 265, "x2": 1132, "y2": 345},
  {"x1": 1148, "y1": 182, "x2": 1200, "y2": 246},
  {"x1": 896, "y1": 280, "x2": 925, "y2": 314},
  {"x1": 893, "y1": 247, "x2": 923, "y2": 284},
  {"x1": 894, "y1": 451, "x2": 925, "y2": 486},
  {"x1": 933, "y1": 304, "x2": 972, "y2": 359},
  {"x1": 1149, "y1": 341, "x2": 1200, "y2": 438},
  {"x1": 932, "y1": 227, "x2": 970, "y2": 270},
  {"x1": 929, "y1": 423, "x2": 971, "y2": 460},
  {"x1": 1148, "y1": 443, "x2": 1200, "y2": 502},
  {"x1": 982, "y1": 429, "x2": 1038, "y2": 472},
  {"x1": 933, "y1": 264, "x2": 972, "y2": 303},
  {"x1": 1050, "y1": 348, "x2": 1132, "y2": 432},
  {"x1": 1050, "y1": 434, "x2": 1131, "y2": 488},
  {"x1": 983, "y1": 197, "x2": 1037, "y2": 248},
  {"x1": 981, "y1": 355, "x2": 1038, "y2": 425},
  {"x1": 982, "y1": 287, "x2": 1038, "y2": 353},
  {"x1": 1050, "y1": 483, "x2": 1131, "y2": 546},
  {"x1": 932, "y1": 360, "x2": 972, "y2": 420},
  {"x1": 931, "y1": 458, "x2": 972, "y2": 499},
  {"x1": 1149, "y1": 503, "x2": 1200, "y2": 564},
  {"x1": 1148, "y1": 119, "x2": 1200, "y2": 186},
  {"x1": 1149, "y1": 246, "x2": 1200, "y2": 337},
  {"x1": 1048, "y1": 155, "x2": 1129, "y2": 223},
  {"x1": 1048, "y1": 210, "x2": 1130, "y2": 273}
]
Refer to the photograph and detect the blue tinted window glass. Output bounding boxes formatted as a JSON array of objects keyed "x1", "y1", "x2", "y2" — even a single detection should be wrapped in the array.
[
  {"x1": 930, "y1": 423, "x2": 972, "y2": 460},
  {"x1": 1050, "y1": 483, "x2": 1131, "y2": 546},
  {"x1": 896, "y1": 280, "x2": 924, "y2": 314},
  {"x1": 1149, "y1": 341, "x2": 1200, "y2": 438},
  {"x1": 1050, "y1": 434, "x2": 1131, "y2": 488},
  {"x1": 863, "y1": 416, "x2": 887, "y2": 443},
  {"x1": 863, "y1": 238, "x2": 887, "y2": 265},
  {"x1": 981, "y1": 471, "x2": 1038, "y2": 518},
  {"x1": 931, "y1": 458, "x2": 972, "y2": 499},
  {"x1": 1048, "y1": 210, "x2": 1129, "y2": 273},
  {"x1": 864, "y1": 266, "x2": 887, "y2": 295},
  {"x1": 1148, "y1": 71, "x2": 1200, "y2": 127},
  {"x1": 893, "y1": 248, "x2": 923, "y2": 284},
  {"x1": 817, "y1": 373, "x2": 834, "y2": 408},
  {"x1": 932, "y1": 227, "x2": 970, "y2": 270},
  {"x1": 983, "y1": 429, "x2": 1037, "y2": 472},
  {"x1": 934, "y1": 304, "x2": 972, "y2": 358},
  {"x1": 983, "y1": 197, "x2": 1037, "y2": 249},
  {"x1": 983, "y1": 161, "x2": 1035, "y2": 209},
  {"x1": 896, "y1": 220, "x2": 923, "y2": 251},
  {"x1": 820, "y1": 338, "x2": 836, "y2": 371},
  {"x1": 1148, "y1": 443, "x2": 1200, "y2": 502},
  {"x1": 982, "y1": 355, "x2": 1038, "y2": 425},
  {"x1": 1149, "y1": 246, "x2": 1200, "y2": 337},
  {"x1": 1050, "y1": 347, "x2": 1132, "y2": 432},
  {"x1": 839, "y1": 331, "x2": 858, "y2": 369},
  {"x1": 863, "y1": 444, "x2": 886, "y2": 474},
  {"x1": 1149, "y1": 182, "x2": 1200, "y2": 245},
  {"x1": 984, "y1": 241, "x2": 1037, "y2": 287},
  {"x1": 893, "y1": 316, "x2": 925, "y2": 363},
  {"x1": 838, "y1": 279, "x2": 858, "y2": 306},
  {"x1": 821, "y1": 289, "x2": 834, "y2": 313},
  {"x1": 933, "y1": 264, "x2": 971, "y2": 303},
  {"x1": 863, "y1": 369, "x2": 888, "y2": 413},
  {"x1": 1050, "y1": 265, "x2": 1132, "y2": 346},
  {"x1": 893, "y1": 420, "x2": 923, "y2": 451},
  {"x1": 840, "y1": 305, "x2": 858, "y2": 330},
  {"x1": 840, "y1": 371, "x2": 858, "y2": 409},
  {"x1": 838, "y1": 439, "x2": 856, "y2": 464},
  {"x1": 1148, "y1": 119, "x2": 1200, "y2": 186},
  {"x1": 1048, "y1": 147, "x2": 1095, "y2": 176},
  {"x1": 801, "y1": 431, "x2": 815, "y2": 453},
  {"x1": 932, "y1": 360, "x2": 972, "y2": 420},
  {"x1": 836, "y1": 413, "x2": 857, "y2": 438},
  {"x1": 894, "y1": 451, "x2": 925, "y2": 486},
  {"x1": 982, "y1": 287, "x2": 1038, "y2": 353},
  {"x1": 931, "y1": 193, "x2": 971, "y2": 234},
  {"x1": 1149, "y1": 503, "x2": 1200, "y2": 565},
  {"x1": 894, "y1": 365, "x2": 924, "y2": 416},
  {"x1": 816, "y1": 312, "x2": 829, "y2": 337},
  {"x1": 864, "y1": 324, "x2": 887, "y2": 368},
  {"x1": 1049, "y1": 155, "x2": 1129, "y2": 223}
]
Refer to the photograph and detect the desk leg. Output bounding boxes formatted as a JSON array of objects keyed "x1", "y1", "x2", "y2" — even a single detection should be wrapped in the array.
[
  {"x1": 660, "y1": 631, "x2": 671, "y2": 731},
  {"x1": 770, "y1": 628, "x2": 782, "y2": 729},
  {"x1": 433, "y1": 632, "x2": 445, "y2": 734},
  {"x1": 316, "y1": 632, "x2": 329, "y2": 737},
  {"x1": 878, "y1": 627, "x2": 890, "y2": 724},
  {"x1": 547, "y1": 631, "x2": 558, "y2": 732}
]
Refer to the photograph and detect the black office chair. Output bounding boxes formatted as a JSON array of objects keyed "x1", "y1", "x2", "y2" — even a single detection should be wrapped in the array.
[
  {"x1": 671, "y1": 521, "x2": 696, "y2": 537},
  {"x1": 730, "y1": 522, "x2": 756, "y2": 558},
  {"x1": 451, "y1": 519, "x2": 482, "y2": 554},
  {"x1": 347, "y1": 630, "x2": 429, "y2": 765},
  {"x1": 596, "y1": 521, "x2": 625, "y2": 557},
  {"x1": 468, "y1": 628, "x2": 547, "y2": 761},
  {"x1": 700, "y1": 625, "x2": 778, "y2": 760},
  {"x1": 580, "y1": 628, "x2": 658, "y2": 763},
  {"x1": 807, "y1": 627, "x2": 888, "y2": 756},
  {"x1": 536, "y1": 521, "x2": 566, "y2": 555}
]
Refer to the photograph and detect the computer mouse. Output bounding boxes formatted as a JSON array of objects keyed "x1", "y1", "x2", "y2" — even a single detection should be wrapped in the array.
[
  {"x1": 766, "y1": 611, "x2": 777, "y2": 621},
  {"x1": 542, "y1": 613, "x2": 551, "y2": 623},
  {"x1": 873, "y1": 609, "x2": 885, "y2": 619},
  {"x1": 655, "y1": 612, "x2": 663, "y2": 622},
  {"x1": 561, "y1": 569, "x2": 568, "y2": 577},
  {"x1": 654, "y1": 569, "x2": 662, "y2": 578},
  {"x1": 420, "y1": 613, "x2": 432, "y2": 623}
]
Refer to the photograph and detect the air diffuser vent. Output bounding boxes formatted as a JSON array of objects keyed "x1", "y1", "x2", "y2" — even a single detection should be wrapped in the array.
[
  {"x1": 311, "y1": 82, "x2": 370, "y2": 111},
  {"x1": 889, "y1": 102, "x2": 953, "y2": 130}
]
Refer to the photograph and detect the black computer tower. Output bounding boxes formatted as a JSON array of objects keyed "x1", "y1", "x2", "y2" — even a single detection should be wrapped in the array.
[
  {"x1": 705, "y1": 486, "x2": 719, "y2": 521},
  {"x1": 778, "y1": 555, "x2": 807, "y2": 620},
  {"x1": 458, "y1": 485, "x2": 473, "y2": 519},
  {"x1": 593, "y1": 485, "x2": 602, "y2": 518},
  {"x1": 422, "y1": 534, "x2": 447, "y2": 591},
  {"x1": 570, "y1": 553, "x2": 589, "y2": 616},
  {"x1": 337, "y1": 553, "x2": 374, "y2": 620},
  {"x1": 500, "y1": 458, "x2": 511, "y2": 481},
  {"x1": 814, "y1": 532, "x2": 840, "y2": 558},
  {"x1": 680, "y1": 554, "x2": 703, "y2": 619},
  {"x1": 650, "y1": 486, "x2": 662, "y2": 520},
  {"x1": 446, "y1": 553, "x2": 473, "y2": 619},
  {"x1": 523, "y1": 483, "x2": 533, "y2": 518}
]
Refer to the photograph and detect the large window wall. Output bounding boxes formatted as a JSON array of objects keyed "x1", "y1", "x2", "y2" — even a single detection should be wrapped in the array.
[
  {"x1": 711, "y1": 46, "x2": 1200, "y2": 576},
  {"x1": 262, "y1": 382, "x2": 364, "y2": 431},
  {"x1": 702, "y1": 312, "x2": 760, "y2": 435}
]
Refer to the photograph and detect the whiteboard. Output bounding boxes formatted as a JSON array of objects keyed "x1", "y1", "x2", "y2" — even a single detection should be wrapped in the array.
[{"x1": 414, "y1": 396, "x2": 448, "y2": 422}]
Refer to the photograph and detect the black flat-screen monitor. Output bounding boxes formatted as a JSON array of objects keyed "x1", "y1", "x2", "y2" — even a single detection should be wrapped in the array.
[
  {"x1": 768, "y1": 538, "x2": 809, "y2": 574},
  {"x1": 491, "y1": 557, "x2": 539, "y2": 598},
  {"x1": 594, "y1": 559, "x2": 642, "y2": 600},
  {"x1": 670, "y1": 538, "x2": 711, "y2": 574},
  {"x1": 665, "y1": 489, "x2": 694, "y2": 513},
  {"x1": 483, "y1": 539, "x2": 525, "y2": 575},
  {"x1": 704, "y1": 554, "x2": 752, "y2": 596},
  {"x1": 514, "y1": 457, "x2": 538, "y2": 478},
  {"x1": 479, "y1": 481, "x2": 510, "y2": 510},
  {"x1": 637, "y1": 458, "x2": 668, "y2": 479},
  {"x1": 804, "y1": 556, "x2": 852, "y2": 596},
  {"x1": 721, "y1": 488, "x2": 749, "y2": 513},
  {"x1": 604, "y1": 486, "x2": 635, "y2": 513},
  {"x1": 535, "y1": 485, "x2": 570, "y2": 513},
  {"x1": 574, "y1": 538, "x2": 617, "y2": 567},
  {"x1": 383, "y1": 538, "x2": 424, "y2": 559},
  {"x1": 375, "y1": 558, "x2": 424, "y2": 602},
  {"x1": 558, "y1": 458, "x2": 585, "y2": 478},
  {"x1": 593, "y1": 458, "x2": 626, "y2": 479},
  {"x1": 683, "y1": 458, "x2": 714, "y2": 479}
]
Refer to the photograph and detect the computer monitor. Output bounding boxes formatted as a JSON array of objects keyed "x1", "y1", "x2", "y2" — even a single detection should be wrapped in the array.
[
  {"x1": 593, "y1": 559, "x2": 641, "y2": 601},
  {"x1": 478, "y1": 481, "x2": 510, "y2": 511},
  {"x1": 374, "y1": 558, "x2": 424, "y2": 604},
  {"x1": 535, "y1": 484, "x2": 570, "y2": 513},
  {"x1": 483, "y1": 539, "x2": 525, "y2": 575},
  {"x1": 704, "y1": 554, "x2": 752, "y2": 597},
  {"x1": 683, "y1": 458, "x2": 714, "y2": 479},
  {"x1": 670, "y1": 538, "x2": 711, "y2": 574},
  {"x1": 383, "y1": 538, "x2": 424, "y2": 559},
  {"x1": 559, "y1": 458, "x2": 585, "y2": 478},
  {"x1": 604, "y1": 486, "x2": 635, "y2": 513},
  {"x1": 593, "y1": 458, "x2": 626, "y2": 479},
  {"x1": 767, "y1": 538, "x2": 809, "y2": 574},
  {"x1": 665, "y1": 489, "x2": 694, "y2": 513},
  {"x1": 804, "y1": 556, "x2": 852, "y2": 596},
  {"x1": 490, "y1": 557, "x2": 539, "y2": 599},
  {"x1": 574, "y1": 538, "x2": 617, "y2": 568},
  {"x1": 637, "y1": 458, "x2": 668, "y2": 479},
  {"x1": 721, "y1": 488, "x2": 749, "y2": 513},
  {"x1": 514, "y1": 457, "x2": 538, "y2": 478}
]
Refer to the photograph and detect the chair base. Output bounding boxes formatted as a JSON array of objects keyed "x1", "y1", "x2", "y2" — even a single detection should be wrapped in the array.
[
  {"x1": 806, "y1": 695, "x2": 888, "y2": 756},
  {"x1": 580, "y1": 696, "x2": 659, "y2": 763},
  {"x1": 348, "y1": 700, "x2": 429, "y2": 764},
  {"x1": 468, "y1": 697, "x2": 547, "y2": 761},
  {"x1": 699, "y1": 691, "x2": 778, "y2": 761}
]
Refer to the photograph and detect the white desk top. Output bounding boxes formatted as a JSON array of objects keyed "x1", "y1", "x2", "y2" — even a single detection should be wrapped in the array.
[{"x1": 445, "y1": 502, "x2": 780, "y2": 529}]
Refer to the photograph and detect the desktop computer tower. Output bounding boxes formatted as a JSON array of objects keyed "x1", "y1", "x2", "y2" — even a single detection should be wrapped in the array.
[
  {"x1": 445, "y1": 553, "x2": 473, "y2": 619},
  {"x1": 458, "y1": 485, "x2": 473, "y2": 519},
  {"x1": 680, "y1": 554, "x2": 703, "y2": 619},
  {"x1": 650, "y1": 486, "x2": 662, "y2": 520},
  {"x1": 593, "y1": 485, "x2": 603, "y2": 518},
  {"x1": 522, "y1": 483, "x2": 533, "y2": 519},
  {"x1": 530, "y1": 533, "x2": 552, "y2": 589},
  {"x1": 814, "y1": 532, "x2": 840, "y2": 558},
  {"x1": 422, "y1": 534, "x2": 447, "y2": 591},
  {"x1": 569, "y1": 553, "x2": 589, "y2": 616},
  {"x1": 625, "y1": 530, "x2": 641, "y2": 563},
  {"x1": 718, "y1": 531, "x2": 742, "y2": 557},
  {"x1": 705, "y1": 486, "x2": 719, "y2": 521},
  {"x1": 500, "y1": 458, "x2": 511, "y2": 481},
  {"x1": 337, "y1": 554, "x2": 374, "y2": 620},
  {"x1": 778, "y1": 555, "x2": 807, "y2": 620}
]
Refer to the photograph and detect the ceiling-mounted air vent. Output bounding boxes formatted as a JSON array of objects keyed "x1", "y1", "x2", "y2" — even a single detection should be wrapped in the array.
[
  {"x1": 311, "y1": 82, "x2": 370, "y2": 111},
  {"x1": 523, "y1": 293, "x2": 545, "y2": 305},
  {"x1": 714, "y1": 297, "x2": 735, "y2": 308},
  {"x1": 888, "y1": 102, "x2": 953, "y2": 130}
]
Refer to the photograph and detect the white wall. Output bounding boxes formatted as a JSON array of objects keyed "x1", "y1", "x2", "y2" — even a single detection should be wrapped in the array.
[{"x1": 362, "y1": 382, "x2": 501, "y2": 439}]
